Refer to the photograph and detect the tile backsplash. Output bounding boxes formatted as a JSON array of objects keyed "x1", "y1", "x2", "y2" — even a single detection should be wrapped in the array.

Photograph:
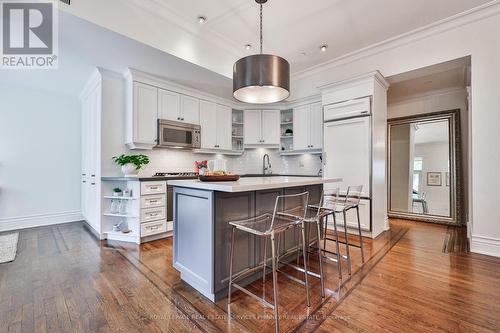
[{"x1": 106, "y1": 148, "x2": 322, "y2": 177}]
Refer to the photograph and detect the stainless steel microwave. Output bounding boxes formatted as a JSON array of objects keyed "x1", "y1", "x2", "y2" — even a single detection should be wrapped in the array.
[{"x1": 157, "y1": 119, "x2": 201, "y2": 149}]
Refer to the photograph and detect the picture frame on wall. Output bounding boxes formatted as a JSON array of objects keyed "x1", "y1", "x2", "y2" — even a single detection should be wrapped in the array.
[{"x1": 427, "y1": 172, "x2": 442, "y2": 186}]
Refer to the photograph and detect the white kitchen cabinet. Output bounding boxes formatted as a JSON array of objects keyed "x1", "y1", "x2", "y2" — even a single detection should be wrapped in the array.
[
  {"x1": 216, "y1": 104, "x2": 233, "y2": 150},
  {"x1": 262, "y1": 110, "x2": 281, "y2": 145},
  {"x1": 126, "y1": 81, "x2": 158, "y2": 150},
  {"x1": 180, "y1": 95, "x2": 200, "y2": 124},
  {"x1": 158, "y1": 88, "x2": 180, "y2": 122},
  {"x1": 199, "y1": 101, "x2": 232, "y2": 150},
  {"x1": 80, "y1": 71, "x2": 102, "y2": 235},
  {"x1": 293, "y1": 105, "x2": 310, "y2": 150},
  {"x1": 244, "y1": 109, "x2": 280, "y2": 146},
  {"x1": 292, "y1": 102, "x2": 323, "y2": 151},
  {"x1": 200, "y1": 100, "x2": 217, "y2": 149},
  {"x1": 158, "y1": 89, "x2": 199, "y2": 125},
  {"x1": 309, "y1": 102, "x2": 323, "y2": 149},
  {"x1": 244, "y1": 110, "x2": 262, "y2": 145}
]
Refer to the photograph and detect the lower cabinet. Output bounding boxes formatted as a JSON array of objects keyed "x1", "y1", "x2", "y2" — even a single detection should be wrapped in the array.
[{"x1": 140, "y1": 181, "x2": 169, "y2": 239}]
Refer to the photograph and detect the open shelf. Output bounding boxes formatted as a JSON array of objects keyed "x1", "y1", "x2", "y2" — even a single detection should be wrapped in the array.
[
  {"x1": 103, "y1": 196, "x2": 137, "y2": 200},
  {"x1": 103, "y1": 213, "x2": 139, "y2": 218},
  {"x1": 105, "y1": 230, "x2": 138, "y2": 238}
]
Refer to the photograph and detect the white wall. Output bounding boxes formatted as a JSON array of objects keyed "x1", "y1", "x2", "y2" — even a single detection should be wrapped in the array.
[
  {"x1": 0, "y1": 84, "x2": 82, "y2": 231},
  {"x1": 290, "y1": 6, "x2": 500, "y2": 257},
  {"x1": 414, "y1": 142, "x2": 451, "y2": 216},
  {"x1": 99, "y1": 71, "x2": 322, "y2": 178},
  {"x1": 390, "y1": 124, "x2": 413, "y2": 212}
]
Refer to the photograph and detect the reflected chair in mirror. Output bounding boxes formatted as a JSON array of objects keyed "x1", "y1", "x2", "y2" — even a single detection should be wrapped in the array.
[{"x1": 227, "y1": 192, "x2": 310, "y2": 333}]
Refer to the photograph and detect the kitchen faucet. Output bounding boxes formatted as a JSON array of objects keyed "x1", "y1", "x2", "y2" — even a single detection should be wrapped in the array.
[{"x1": 262, "y1": 154, "x2": 272, "y2": 175}]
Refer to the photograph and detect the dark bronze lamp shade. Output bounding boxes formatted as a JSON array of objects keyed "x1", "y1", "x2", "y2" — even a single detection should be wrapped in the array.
[{"x1": 233, "y1": 54, "x2": 290, "y2": 104}]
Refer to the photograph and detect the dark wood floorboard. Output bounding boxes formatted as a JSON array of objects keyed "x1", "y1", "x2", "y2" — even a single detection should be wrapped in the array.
[{"x1": 0, "y1": 220, "x2": 498, "y2": 332}]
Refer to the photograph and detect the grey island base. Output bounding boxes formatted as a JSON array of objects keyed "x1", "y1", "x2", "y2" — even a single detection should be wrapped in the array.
[{"x1": 170, "y1": 177, "x2": 342, "y2": 302}]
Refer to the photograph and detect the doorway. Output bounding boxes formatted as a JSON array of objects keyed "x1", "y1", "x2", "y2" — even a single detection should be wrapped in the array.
[{"x1": 385, "y1": 57, "x2": 470, "y2": 225}]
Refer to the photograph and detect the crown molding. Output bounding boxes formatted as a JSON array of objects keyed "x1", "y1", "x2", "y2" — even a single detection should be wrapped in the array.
[
  {"x1": 292, "y1": 1, "x2": 500, "y2": 80},
  {"x1": 318, "y1": 70, "x2": 390, "y2": 93}
]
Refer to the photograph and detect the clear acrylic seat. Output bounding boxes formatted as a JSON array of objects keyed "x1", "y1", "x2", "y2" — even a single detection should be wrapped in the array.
[{"x1": 227, "y1": 192, "x2": 310, "y2": 333}]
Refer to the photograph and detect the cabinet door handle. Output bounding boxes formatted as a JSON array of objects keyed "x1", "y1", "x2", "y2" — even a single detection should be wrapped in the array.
[
  {"x1": 91, "y1": 182, "x2": 96, "y2": 185},
  {"x1": 82, "y1": 181, "x2": 86, "y2": 183}
]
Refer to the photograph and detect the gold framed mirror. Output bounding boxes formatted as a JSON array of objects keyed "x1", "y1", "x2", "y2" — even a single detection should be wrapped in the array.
[{"x1": 387, "y1": 110, "x2": 463, "y2": 225}]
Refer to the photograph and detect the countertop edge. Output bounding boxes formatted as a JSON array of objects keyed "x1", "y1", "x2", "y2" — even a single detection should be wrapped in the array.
[{"x1": 168, "y1": 177, "x2": 342, "y2": 192}]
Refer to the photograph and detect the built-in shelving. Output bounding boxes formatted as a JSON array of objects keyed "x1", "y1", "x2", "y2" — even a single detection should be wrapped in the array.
[
  {"x1": 103, "y1": 213, "x2": 139, "y2": 218},
  {"x1": 103, "y1": 196, "x2": 137, "y2": 200},
  {"x1": 280, "y1": 109, "x2": 294, "y2": 151},
  {"x1": 232, "y1": 109, "x2": 244, "y2": 152}
]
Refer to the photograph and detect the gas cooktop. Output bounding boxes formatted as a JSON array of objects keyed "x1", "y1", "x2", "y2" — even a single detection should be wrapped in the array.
[{"x1": 152, "y1": 172, "x2": 198, "y2": 179}]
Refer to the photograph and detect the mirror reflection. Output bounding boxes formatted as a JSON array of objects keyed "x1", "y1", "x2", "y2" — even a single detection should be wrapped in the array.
[{"x1": 390, "y1": 120, "x2": 450, "y2": 217}]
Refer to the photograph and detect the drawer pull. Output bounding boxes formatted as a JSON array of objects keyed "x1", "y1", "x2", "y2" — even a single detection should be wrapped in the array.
[
  {"x1": 149, "y1": 186, "x2": 159, "y2": 190},
  {"x1": 149, "y1": 200, "x2": 158, "y2": 204}
]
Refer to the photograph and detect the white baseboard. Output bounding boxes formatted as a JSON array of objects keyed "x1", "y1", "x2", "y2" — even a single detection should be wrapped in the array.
[
  {"x1": 0, "y1": 211, "x2": 83, "y2": 232},
  {"x1": 471, "y1": 235, "x2": 500, "y2": 258}
]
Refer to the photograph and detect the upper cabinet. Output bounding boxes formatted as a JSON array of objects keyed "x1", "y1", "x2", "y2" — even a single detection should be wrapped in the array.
[
  {"x1": 158, "y1": 89, "x2": 199, "y2": 124},
  {"x1": 244, "y1": 109, "x2": 280, "y2": 147},
  {"x1": 199, "y1": 101, "x2": 232, "y2": 151},
  {"x1": 287, "y1": 102, "x2": 323, "y2": 153},
  {"x1": 126, "y1": 81, "x2": 158, "y2": 150}
]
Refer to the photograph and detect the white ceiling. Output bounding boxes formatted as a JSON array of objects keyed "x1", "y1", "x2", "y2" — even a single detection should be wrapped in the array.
[
  {"x1": 63, "y1": 0, "x2": 492, "y2": 77},
  {"x1": 0, "y1": 11, "x2": 234, "y2": 98}
]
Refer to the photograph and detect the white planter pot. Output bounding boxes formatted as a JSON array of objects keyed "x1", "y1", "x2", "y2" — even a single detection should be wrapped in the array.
[{"x1": 121, "y1": 163, "x2": 139, "y2": 177}]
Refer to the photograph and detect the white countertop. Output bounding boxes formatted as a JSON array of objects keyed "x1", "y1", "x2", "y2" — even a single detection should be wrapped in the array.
[{"x1": 167, "y1": 176, "x2": 342, "y2": 193}]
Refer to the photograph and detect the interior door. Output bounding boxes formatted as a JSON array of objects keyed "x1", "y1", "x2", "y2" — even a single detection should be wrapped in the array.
[
  {"x1": 261, "y1": 110, "x2": 280, "y2": 144},
  {"x1": 244, "y1": 110, "x2": 262, "y2": 145},
  {"x1": 216, "y1": 105, "x2": 233, "y2": 150},
  {"x1": 199, "y1": 100, "x2": 217, "y2": 149},
  {"x1": 309, "y1": 102, "x2": 323, "y2": 149},
  {"x1": 293, "y1": 105, "x2": 309, "y2": 150},
  {"x1": 323, "y1": 116, "x2": 371, "y2": 197},
  {"x1": 180, "y1": 95, "x2": 200, "y2": 124},
  {"x1": 158, "y1": 88, "x2": 180, "y2": 121}
]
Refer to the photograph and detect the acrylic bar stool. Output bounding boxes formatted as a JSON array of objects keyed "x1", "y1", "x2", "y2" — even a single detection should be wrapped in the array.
[
  {"x1": 301, "y1": 188, "x2": 344, "y2": 297},
  {"x1": 227, "y1": 192, "x2": 310, "y2": 333},
  {"x1": 331, "y1": 185, "x2": 365, "y2": 275}
]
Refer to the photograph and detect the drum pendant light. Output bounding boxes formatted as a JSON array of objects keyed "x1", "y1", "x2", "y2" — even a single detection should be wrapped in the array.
[{"x1": 233, "y1": 0, "x2": 290, "y2": 104}]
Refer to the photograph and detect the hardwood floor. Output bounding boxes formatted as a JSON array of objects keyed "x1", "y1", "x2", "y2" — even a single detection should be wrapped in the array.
[{"x1": 0, "y1": 220, "x2": 498, "y2": 333}]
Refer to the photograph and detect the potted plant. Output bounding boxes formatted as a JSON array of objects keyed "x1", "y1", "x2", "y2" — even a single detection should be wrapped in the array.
[
  {"x1": 112, "y1": 187, "x2": 122, "y2": 197},
  {"x1": 112, "y1": 154, "x2": 150, "y2": 177}
]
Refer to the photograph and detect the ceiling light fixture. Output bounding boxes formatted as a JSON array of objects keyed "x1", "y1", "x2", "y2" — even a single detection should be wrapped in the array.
[
  {"x1": 245, "y1": 44, "x2": 252, "y2": 50},
  {"x1": 233, "y1": 0, "x2": 290, "y2": 104},
  {"x1": 197, "y1": 16, "x2": 207, "y2": 24},
  {"x1": 320, "y1": 44, "x2": 328, "y2": 52}
]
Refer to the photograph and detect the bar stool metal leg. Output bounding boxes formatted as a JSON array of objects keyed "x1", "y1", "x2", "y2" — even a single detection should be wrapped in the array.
[
  {"x1": 316, "y1": 216, "x2": 325, "y2": 298},
  {"x1": 228, "y1": 226, "x2": 236, "y2": 311},
  {"x1": 331, "y1": 212, "x2": 343, "y2": 280},
  {"x1": 270, "y1": 231, "x2": 280, "y2": 333},
  {"x1": 342, "y1": 210, "x2": 352, "y2": 276},
  {"x1": 262, "y1": 236, "x2": 267, "y2": 299},
  {"x1": 300, "y1": 222, "x2": 311, "y2": 307},
  {"x1": 356, "y1": 206, "x2": 365, "y2": 263}
]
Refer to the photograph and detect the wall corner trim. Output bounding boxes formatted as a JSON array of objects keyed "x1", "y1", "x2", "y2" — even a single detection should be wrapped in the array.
[{"x1": 471, "y1": 234, "x2": 500, "y2": 258}]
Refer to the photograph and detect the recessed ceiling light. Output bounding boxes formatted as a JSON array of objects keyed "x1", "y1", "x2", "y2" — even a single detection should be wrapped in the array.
[
  {"x1": 320, "y1": 44, "x2": 328, "y2": 52},
  {"x1": 197, "y1": 16, "x2": 207, "y2": 24},
  {"x1": 300, "y1": 52, "x2": 307, "y2": 56},
  {"x1": 245, "y1": 44, "x2": 252, "y2": 50}
]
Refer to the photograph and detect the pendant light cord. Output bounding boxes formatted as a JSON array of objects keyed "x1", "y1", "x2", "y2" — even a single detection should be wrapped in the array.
[{"x1": 260, "y1": 3, "x2": 263, "y2": 54}]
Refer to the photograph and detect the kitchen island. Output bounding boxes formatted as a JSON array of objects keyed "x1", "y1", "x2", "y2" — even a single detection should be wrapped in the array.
[{"x1": 169, "y1": 176, "x2": 341, "y2": 301}]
